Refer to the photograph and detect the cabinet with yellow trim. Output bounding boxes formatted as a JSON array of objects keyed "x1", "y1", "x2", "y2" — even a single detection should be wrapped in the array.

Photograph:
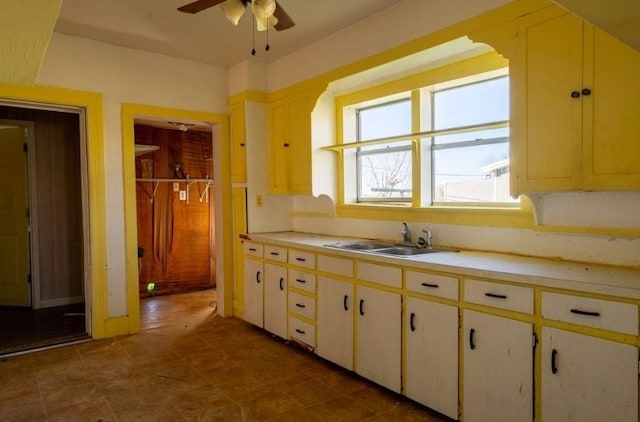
[
  {"x1": 267, "y1": 92, "x2": 312, "y2": 195},
  {"x1": 511, "y1": 8, "x2": 640, "y2": 194},
  {"x1": 263, "y1": 245, "x2": 288, "y2": 338},
  {"x1": 287, "y1": 249, "x2": 317, "y2": 348},
  {"x1": 229, "y1": 102, "x2": 247, "y2": 184},
  {"x1": 242, "y1": 242, "x2": 264, "y2": 327}
]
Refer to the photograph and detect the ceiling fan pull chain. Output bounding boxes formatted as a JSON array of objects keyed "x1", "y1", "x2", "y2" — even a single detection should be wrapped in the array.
[
  {"x1": 251, "y1": 14, "x2": 256, "y2": 55},
  {"x1": 265, "y1": 25, "x2": 270, "y2": 51}
]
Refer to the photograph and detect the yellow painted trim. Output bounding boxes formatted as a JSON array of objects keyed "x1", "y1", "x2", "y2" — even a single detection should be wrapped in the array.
[
  {"x1": 103, "y1": 316, "x2": 131, "y2": 338},
  {"x1": 0, "y1": 83, "x2": 109, "y2": 339},
  {"x1": 288, "y1": 211, "x2": 335, "y2": 218},
  {"x1": 121, "y1": 103, "x2": 231, "y2": 331},
  {"x1": 287, "y1": 313, "x2": 316, "y2": 326},
  {"x1": 228, "y1": 90, "x2": 269, "y2": 105}
]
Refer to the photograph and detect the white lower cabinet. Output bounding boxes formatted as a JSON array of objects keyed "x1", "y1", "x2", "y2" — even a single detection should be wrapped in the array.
[
  {"x1": 463, "y1": 310, "x2": 533, "y2": 422},
  {"x1": 317, "y1": 276, "x2": 354, "y2": 370},
  {"x1": 356, "y1": 285, "x2": 401, "y2": 393},
  {"x1": 405, "y1": 297, "x2": 458, "y2": 419},
  {"x1": 264, "y1": 262, "x2": 287, "y2": 338},
  {"x1": 541, "y1": 327, "x2": 638, "y2": 422},
  {"x1": 243, "y1": 258, "x2": 264, "y2": 327}
]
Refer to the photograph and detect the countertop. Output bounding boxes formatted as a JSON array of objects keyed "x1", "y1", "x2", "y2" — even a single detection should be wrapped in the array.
[{"x1": 245, "y1": 231, "x2": 640, "y2": 300}]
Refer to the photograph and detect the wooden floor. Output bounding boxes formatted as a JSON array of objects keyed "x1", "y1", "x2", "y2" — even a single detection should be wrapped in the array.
[{"x1": 0, "y1": 289, "x2": 452, "y2": 421}]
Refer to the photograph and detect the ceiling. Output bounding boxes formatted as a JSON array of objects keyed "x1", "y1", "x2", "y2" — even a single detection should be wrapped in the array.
[{"x1": 55, "y1": 0, "x2": 406, "y2": 68}]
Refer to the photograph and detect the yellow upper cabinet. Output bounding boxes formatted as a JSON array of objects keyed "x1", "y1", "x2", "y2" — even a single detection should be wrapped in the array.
[
  {"x1": 267, "y1": 92, "x2": 312, "y2": 195},
  {"x1": 511, "y1": 7, "x2": 640, "y2": 194},
  {"x1": 229, "y1": 102, "x2": 247, "y2": 184}
]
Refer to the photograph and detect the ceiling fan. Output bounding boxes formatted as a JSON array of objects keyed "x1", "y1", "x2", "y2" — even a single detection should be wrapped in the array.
[{"x1": 177, "y1": 0, "x2": 295, "y2": 31}]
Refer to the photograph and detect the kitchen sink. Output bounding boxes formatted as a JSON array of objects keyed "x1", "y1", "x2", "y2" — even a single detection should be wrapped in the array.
[
  {"x1": 326, "y1": 241, "x2": 394, "y2": 250},
  {"x1": 372, "y1": 246, "x2": 445, "y2": 256}
]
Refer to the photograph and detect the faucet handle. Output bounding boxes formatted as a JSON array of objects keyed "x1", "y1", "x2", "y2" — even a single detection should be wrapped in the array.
[{"x1": 422, "y1": 228, "x2": 432, "y2": 247}]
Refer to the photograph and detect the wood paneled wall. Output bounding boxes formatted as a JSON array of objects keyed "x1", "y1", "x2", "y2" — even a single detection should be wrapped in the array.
[{"x1": 134, "y1": 124, "x2": 214, "y2": 295}]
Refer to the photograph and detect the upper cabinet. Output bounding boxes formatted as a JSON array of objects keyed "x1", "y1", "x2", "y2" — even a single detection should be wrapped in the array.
[
  {"x1": 511, "y1": 7, "x2": 640, "y2": 194},
  {"x1": 229, "y1": 102, "x2": 247, "y2": 184},
  {"x1": 267, "y1": 92, "x2": 312, "y2": 195}
]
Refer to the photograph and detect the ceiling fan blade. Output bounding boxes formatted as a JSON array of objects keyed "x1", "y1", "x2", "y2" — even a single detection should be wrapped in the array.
[
  {"x1": 273, "y1": 1, "x2": 295, "y2": 31},
  {"x1": 177, "y1": 0, "x2": 227, "y2": 14}
]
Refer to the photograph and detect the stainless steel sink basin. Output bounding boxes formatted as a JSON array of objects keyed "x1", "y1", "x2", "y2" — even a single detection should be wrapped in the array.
[
  {"x1": 373, "y1": 246, "x2": 444, "y2": 256},
  {"x1": 326, "y1": 241, "x2": 393, "y2": 250}
]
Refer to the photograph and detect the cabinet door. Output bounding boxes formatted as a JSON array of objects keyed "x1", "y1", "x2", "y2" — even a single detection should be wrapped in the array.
[
  {"x1": 514, "y1": 11, "x2": 583, "y2": 193},
  {"x1": 405, "y1": 297, "x2": 458, "y2": 419},
  {"x1": 268, "y1": 99, "x2": 290, "y2": 193},
  {"x1": 288, "y1": 94, "x2": 311, "y2": 194},
  {"x1": 229, "y1": 102, "x2": 247, "y2": 184},
  {"x1": 541, "y1": 327, "x2": 638, "y2": 422},
  {"x1": 463, "y1": 310, "x2": 533, "y2": 422},
  {"x1": 264, "y1": 263, "x2": 287, "y2": 338},
  {"x1": 584, "y1": 25, "x2": 640, "y2": 189},
  {"x1": 243, "y1": 258, "x2": 263, "y2": 327},
  {"x1": 317, "y1": 277, "x2": 354, "y2": 370},
  {"x1": 356, "y1": 286, "x2": 401, "y2": 393}
]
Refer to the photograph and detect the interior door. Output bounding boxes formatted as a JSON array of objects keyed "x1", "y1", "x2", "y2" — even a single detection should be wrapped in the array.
[{"x1": 0, "y1": 127, "x2": 30, "y2": 306}]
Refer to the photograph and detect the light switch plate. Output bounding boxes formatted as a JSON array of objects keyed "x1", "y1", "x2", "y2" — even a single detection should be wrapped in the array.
[{"x1": 179, "y1": 191, "x2": 186, "y2": 201}]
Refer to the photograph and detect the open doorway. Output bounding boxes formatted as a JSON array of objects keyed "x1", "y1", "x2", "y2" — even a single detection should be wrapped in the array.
[
  {"x1": 0, "y1": 105, "x2": 90, "y2": 355},
  {"x1": 133, "y1": 119, "x2": 216, "y2": 298}
]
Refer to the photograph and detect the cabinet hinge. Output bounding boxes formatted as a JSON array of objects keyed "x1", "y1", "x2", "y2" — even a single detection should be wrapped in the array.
[
  {"x1": 26, "y1": 208, "x2": 30, "y2": 218},
  {"x1": 27, "y1": 274, "x2": 32, "y2": 284},
  {"x1": 532, "y1": 332, "x2": 538, "y2": 349},
  {"x1": 23, "y1": 143, "x2": 28, "y2": 152}
]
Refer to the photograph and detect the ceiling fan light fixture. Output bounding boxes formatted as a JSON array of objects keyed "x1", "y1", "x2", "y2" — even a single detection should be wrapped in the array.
[
  {"x1": 255, "y1": 14, "x2": 278, "y2": 31},
  {"x1": 220, "y1": 0, "x2": 246, "y2": 26},
  {"x1": 251, "y1": 0, "x2": 276, "y2": 20}
]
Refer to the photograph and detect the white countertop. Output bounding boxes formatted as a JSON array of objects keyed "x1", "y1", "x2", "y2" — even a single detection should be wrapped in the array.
[{"x1": 245, "y1": 231, "x2": 640, "y2": 299}]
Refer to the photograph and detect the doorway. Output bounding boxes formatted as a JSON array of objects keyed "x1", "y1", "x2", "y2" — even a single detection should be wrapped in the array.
[{"x1": 0, "y1": 105, "x2": 89, "y2": 355}]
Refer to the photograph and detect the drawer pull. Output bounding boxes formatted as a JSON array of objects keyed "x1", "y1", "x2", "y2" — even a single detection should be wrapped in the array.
[
  {"x1": 295, "y1": 278, "x2": 306, "y2": 283},
  {"x1": 551, "y1": 349, "x2": 558, "y2": 374},
  {"x1": 421, "y1": 282, "x2": 439, "y2": 288},
  {"x1": 359, "y1": 299, "x2": 365, "y2": 316},
  {"x1": 248, "y1": 247, "x2": 257, "y2": 252},
  {"x1": 570, "y1": 309, "x2": 600, "y2": 317},
  {"x1": 485, "y1": 292, "x2": 508, "y2": 299},
  {"x1": 343, "y1": 295, "x2": 349, "y2": 311},
  {"x1": 410, "y1": 312, "x2": 416, "y2": 332},
  {"x1": 469, "y1": 328, "x2": 476, "y2": 350},
  {"x1": 270, "y1": 252, "x2": 280, "y2": 256},
  {"x1": 256, "y1": 271, "x2": 261, "y2": 284},
  {"x1": 295, "y1": 257, "x2": 306, "y2": 262},
  {"x1": 279, "y1": 277, "x2": 284, "y2": 291},
  {"x1": 295, "y1": 328, "x2": 305, "y2": 335},
  {"x1": 295, "y1": 303, "x2": 306, "y2": 308}
]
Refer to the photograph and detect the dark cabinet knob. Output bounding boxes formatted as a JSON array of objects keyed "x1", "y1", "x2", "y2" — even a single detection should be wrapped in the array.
[
  {"x1": 581, "y1": 88, "x2": 592, "y2": 96},
  {"x1": 570, "y1": 91, "x2": 580, "y2": 98},
  {"x1": 283, "y1": 143, "x2": 290, "y2": 148}
]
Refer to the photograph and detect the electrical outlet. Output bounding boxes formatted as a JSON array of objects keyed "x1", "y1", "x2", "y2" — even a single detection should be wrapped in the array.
[
  {"x1": 256, "y1": 195, "x2": 263, "y2": 207},
  {"x1": 173, "y1": 182, "x2": 179, "y2": 192},
  {"x1": 179, "y1": 191, "x2": 186, "y2": 201}
]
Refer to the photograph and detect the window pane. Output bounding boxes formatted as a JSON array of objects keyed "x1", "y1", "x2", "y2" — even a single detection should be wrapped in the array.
[
  {"x1": 434, "y1": 127, "x2": 509, "y2": 145},
  {"x1": 433, "y1": 142, "x2": 515, "y2": 203},
  {"x1": 359, "y1": 149, "x2": 412, "y2": 200},
  {"x1": 359, "y1": 99, "x2": 411, "y2": 140},
  {"x1": 433, "y1": 76, "x2": 509, "y2": 130}
]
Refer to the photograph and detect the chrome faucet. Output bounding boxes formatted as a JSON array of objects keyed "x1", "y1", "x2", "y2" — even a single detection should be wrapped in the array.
[
  {"x1": 416, "y1": 228, "x2": 433, "y2": 249},
  {"x1": 401, "y1": 222, "x2": 412, "y2": 244}
]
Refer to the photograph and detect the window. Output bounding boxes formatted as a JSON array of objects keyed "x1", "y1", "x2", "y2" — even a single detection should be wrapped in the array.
[{"x1": 339, "y1": 66, "x2": 516, "y2": 207}]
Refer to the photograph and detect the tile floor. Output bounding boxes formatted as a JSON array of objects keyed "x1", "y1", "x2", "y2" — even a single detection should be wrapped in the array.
[{"x1": 0, "y1": 290, "x2": 453, "y2": 421}]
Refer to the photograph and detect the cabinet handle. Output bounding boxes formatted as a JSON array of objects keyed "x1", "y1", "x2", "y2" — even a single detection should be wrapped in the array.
[
  {"x1": 239, "y1": 143, "x2": 245, "y2": 147},
  {"x1": 551, "y1": 349, "x2": 558, "y2": 374},
  {"x1": 421, "y1": 282, "x2": 439, "y2": 288},
  {"x1": 248, "y1": 247, "x2": 257, "y2": 252},
  {"x1": 570, "y1": 90, "x2": 581, "y2": 98},
  {"x1": 270, "y1": 252, "x2": 280, "y2": 256},
  {"x1": 485, "y1": 292, "x2": 507, "y2": 299},
  {"x1": 295, "y1": 303, "x2": 306, "y2": 308},
  {"x1": 410, "y1": 312, "x2": 416, "y2": 332},
  {"x1": 343, "y1": 295, "x2": 349, "y2": 311},
  {"x1": 469, "y1": 328, "x2": 476, "y2": 350},
  {"x1": 295, "y1": 278, "x2": 306, "y2": 284},
  {"x1": 256, "y1": 271, "x2": 261, "y2": 284},
  {"x1": 581, "y1": 88, "x2": 592, "y2": 96},
  {"x1": 295, "y1": 328, "x2": 305, "y2": 334},
  {"x1": 295, "y1": 257, "x2": 306, "y2": 262},
  {"x1": 279, "y1": 277, "x2": 284, "y2": 290},
  {"x1": 359, "y1": 299, "x2": 365, "y2": 316},
  {"x1": 570, "y1": 308, "x2": 600, "y2": 317},
  {"x1": 283, "y1": 143, "x2": 290, "y2": 148}
]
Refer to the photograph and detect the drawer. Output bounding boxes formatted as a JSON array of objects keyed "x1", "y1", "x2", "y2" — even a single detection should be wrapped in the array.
[
  {"x1": 406, "y1": 271, "x2": 458, "y2": 301},
  {"x1": 288, "y1": 249, "x2": 315, "y2": 270},
  {"x1": 318, "y1": 254, "x2": 353, "y2": 278},
  {"x1": 542, "y1": 292, "x2": 638, "y2": 335},
  {"x1": 288, "y1": 317, "x2": 315, "y2": 348},
  {"x1": 465, "y1": 279, "x2": 533, "y2": 314},
  {"x1": 243, "y1": 242, "x2": 263, "y2": 258},
  {"x1": 357, "y1": 262, "x2": 401, "y2": 289},
  {"x1": 289, "y1": 269, "x2": 316, "y2": 294},
  {"x1": 264, "y1": 245, "x2": 287, "y2": 263},
  {"x1": 288, "y1": 291, "x2": 316, "y2": 320}
]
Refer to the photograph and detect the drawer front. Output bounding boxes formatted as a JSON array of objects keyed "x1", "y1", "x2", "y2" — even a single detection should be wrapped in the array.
[
  {"x1": 243, "y1": 242, "x2": 263, "y2": 258},
  {"x1": 318, "y1": 254, "x2": 353, "y2": 278},
  {"x1": 288, "y1": 249, "x2": 316, "y2": 270},
  {"x1": 465, "y1": 279, "x2": 533, "y2": 314},
  {"x1": 288, "y1": 291, "x2": 316, "y2": 320},
  {"x1": 357, "y1": 262, "x2": 401, "y2": 289},
  {"x1": 288, "y1": 317, "x2": 315, "y2": 347},
  {"x1": 264, "y1": 245, "x2": 287, "y2": 263},
  {"x1": 542, "y1": 292, "x2": 638, "y2": 335},
  {"x1": 289, "y1": 269, "x2": 316, "y2": 294},
  {"x1": 406, "y1": 271, "x2": 458, "y2": 301}
]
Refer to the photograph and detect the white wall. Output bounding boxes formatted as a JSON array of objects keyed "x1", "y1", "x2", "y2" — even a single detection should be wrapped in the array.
[{"x1": 36, "y1": 33, "x2": 228, "y2": 317}]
